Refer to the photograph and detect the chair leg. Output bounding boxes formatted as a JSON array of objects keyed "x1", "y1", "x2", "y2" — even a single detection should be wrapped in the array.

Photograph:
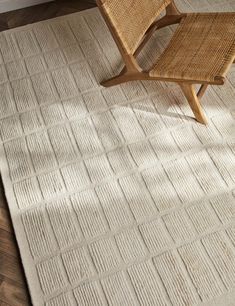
[
  {"x1": 101, "y1": 75, "x2": 124, "y2": 87},
  {"x1": 179, "y1": 83, "x2": 208, "y2": 125},
  {"x1": 197, "y1": 84, "x2": 208, "y2": 99},
  {"x1": 101, "y1": 73, "x2": 137, "y2": 87}
]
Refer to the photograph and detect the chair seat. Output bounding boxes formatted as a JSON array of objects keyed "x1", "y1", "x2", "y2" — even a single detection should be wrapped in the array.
[{"x1": 149, "y1": 13, "x2": 235, "y2": 83}]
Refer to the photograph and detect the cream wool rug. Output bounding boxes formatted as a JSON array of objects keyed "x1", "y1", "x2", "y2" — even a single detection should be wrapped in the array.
[{"x1": 1, "y1": 1, "x2": 235, "y2": 305}]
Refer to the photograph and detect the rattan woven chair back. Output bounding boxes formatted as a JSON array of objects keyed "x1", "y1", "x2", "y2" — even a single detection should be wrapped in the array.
[
  {"x1": 98, "y1": 0, "x2": 172, "y2": 54},
  {"x1": 97, "y1": 0, "x2": 235, "y2": 125}
]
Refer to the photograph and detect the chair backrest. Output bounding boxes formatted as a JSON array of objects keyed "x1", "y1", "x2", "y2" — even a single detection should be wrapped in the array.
[{"x1": 97, "y1": 0, "x2": 172, "y2": 54}]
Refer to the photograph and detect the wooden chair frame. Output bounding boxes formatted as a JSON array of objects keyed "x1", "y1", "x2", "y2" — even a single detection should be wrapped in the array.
[{"x1": 96, "y1": 0, "x2": 234, "y2": 125}]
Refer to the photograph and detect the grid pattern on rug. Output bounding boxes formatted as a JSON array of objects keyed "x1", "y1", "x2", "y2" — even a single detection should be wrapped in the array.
[{"x1": 0, "y1": 0, "x2": 235, "y2": 305}]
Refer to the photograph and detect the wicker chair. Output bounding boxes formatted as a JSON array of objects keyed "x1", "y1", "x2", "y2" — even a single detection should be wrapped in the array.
[{"x1": 96, "y1": 0, "x2": 235, "y2": 124}]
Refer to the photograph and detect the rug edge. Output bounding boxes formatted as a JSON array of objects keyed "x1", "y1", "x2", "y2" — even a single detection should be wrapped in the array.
[{"x1": 0, "y1": 142, "x2": 44, "y2": 306}]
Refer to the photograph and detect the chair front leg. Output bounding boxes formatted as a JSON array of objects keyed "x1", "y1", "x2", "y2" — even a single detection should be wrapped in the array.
[{"x1": 179, "y1": 83, "x2": 208, "y2": 125}]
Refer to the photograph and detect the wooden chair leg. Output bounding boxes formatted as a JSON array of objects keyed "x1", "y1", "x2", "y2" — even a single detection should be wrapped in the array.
[
  {"x1": 166, "y1": 1, "x2": 181, "y2": 15},
  {"x1": 101, "y1": 75, "x2": 128, "y2": 87},
  {"x1": 179, "y1": 83, "x2": 208, "y2": 125},
  {"x1": 197, "y1": 84, "x2": 208, "y2": 99},
  {"x1": 101, "y1": 73, "x2": 140, "y2": 87}
]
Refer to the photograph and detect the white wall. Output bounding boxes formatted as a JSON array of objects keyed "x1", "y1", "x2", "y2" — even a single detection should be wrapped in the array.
[{"x1": 0, "y1": 0, "x2": 54, "y2": 13}]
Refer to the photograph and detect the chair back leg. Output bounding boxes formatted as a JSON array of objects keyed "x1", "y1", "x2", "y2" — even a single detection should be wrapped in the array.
[
  {"x1": 166, "y1": 1, "x2": 181, "y2": 15},
  {"x1": 197, "y1": 84, "x2": 208, "y2": 99},
  {"x1": 179, "y1": 83, "x2": 208, "y2": 124}
]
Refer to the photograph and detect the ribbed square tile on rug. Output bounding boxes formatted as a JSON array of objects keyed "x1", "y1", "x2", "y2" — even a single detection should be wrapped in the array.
[{"x1": 1, "y1": 1, "x2": 235, "y2": 305}]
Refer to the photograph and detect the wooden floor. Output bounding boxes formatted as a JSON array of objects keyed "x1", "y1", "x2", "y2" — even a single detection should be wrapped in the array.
[
  {"x1": 0, "y1": 0, "x2": 96, "y2": 31},
  {"x1": 0, "y1": 1, "x2": 95, "y2": 305}
]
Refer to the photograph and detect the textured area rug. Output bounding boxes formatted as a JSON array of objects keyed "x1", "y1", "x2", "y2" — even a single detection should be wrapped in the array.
[{"x1": 1, "y1": 1, "x2": 235, "y2": 305}]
